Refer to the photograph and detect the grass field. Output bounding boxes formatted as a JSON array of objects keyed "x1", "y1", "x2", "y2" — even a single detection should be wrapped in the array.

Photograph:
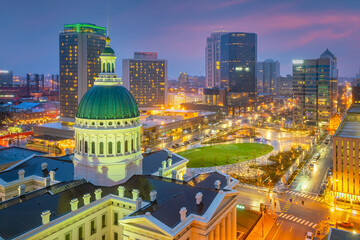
[{"x1": 178, "y1": 143, "x2": 273, "y2": 168}]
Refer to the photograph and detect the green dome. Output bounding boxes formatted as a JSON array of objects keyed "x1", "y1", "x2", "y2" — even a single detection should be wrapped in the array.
[
  {"x1": 101, "y1": 46, "x2": 115, "y2": 55},
  {"x1": 77, "y1": 85, "x2": 140, "y2": 119}
]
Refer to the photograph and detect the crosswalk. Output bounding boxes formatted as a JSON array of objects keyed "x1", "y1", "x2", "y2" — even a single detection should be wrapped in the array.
[
  {"x1": 278, "y1": 213, "x2": 318, "y2": 228},
  {"x1": 285, "y1": 190, "x2": 324, "y2": 202}
]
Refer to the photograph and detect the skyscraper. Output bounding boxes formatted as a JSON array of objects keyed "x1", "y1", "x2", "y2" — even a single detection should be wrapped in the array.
[
  {"x1": 292, "y1": 49, "x2": 338, "y2": 126},
  {"x1": 0, "y1": 70, "x2": 13, "y2": 86},
  {"x1": 205, "y1": 31, "x2": 227, "y2": 88},
  {"x1": 122, "y1": 52, "x2": 167, "y2": 109},
  {"x1": 59, "y1": 23, "x2": 106, "y2": 123},
  {"x1": 256, "y1": 59, "x2": 280, "y2": 95},
  {"x1": 220, "y1": 32, "x2": 257, "y2": 94}
]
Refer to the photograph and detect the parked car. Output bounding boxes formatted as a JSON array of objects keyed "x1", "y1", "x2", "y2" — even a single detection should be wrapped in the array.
[
  {"x1": 337, "y1": 221, "x2": 354, "y2": 228},
  {"x1": 305, "y1": 232, "x2": 313, "y2": 240}
]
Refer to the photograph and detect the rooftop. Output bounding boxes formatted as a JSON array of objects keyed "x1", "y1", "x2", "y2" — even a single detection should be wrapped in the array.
[
  {"x1": 0, "y1": 147, "x2": 46, "y2": 167},
  {"x1": 336, "y1": 121, "x2": 360, "y2": 139},
  {"x1": 142, "y1": 150, "x2": 188, "y2": 175},
  {"x1": 328, "y1": 228, "x2": 360, "y2": 240}
]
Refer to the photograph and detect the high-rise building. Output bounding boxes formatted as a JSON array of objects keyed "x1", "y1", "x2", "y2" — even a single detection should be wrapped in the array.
[
  {"x1": 59, "y1": 23, "x2": 106, "y2": 123},
  {"x1": 256, "y1": 59, "x2": 280, "y2": 95},
  {"x1": 178, "y1": 72, "x2": 189, "y2": 88},
  {"x1": 122, "y1": 52, "x2": 167, "y2": 109},
  {"x1": 0, "y1": 70, "x2": 13, "y2": 86},
  {"x1": 205, "y1": 31, "x2": 227, "y2": 88},
  {"x1": 220, "y1": 32, "x2": 257, "y2": 94},
  {"x1": 278, "y1": 75, "x2": 293, "y2": 98},
  {"x1": 292, "y1": 49, "x2": 338, "y2": 126}
]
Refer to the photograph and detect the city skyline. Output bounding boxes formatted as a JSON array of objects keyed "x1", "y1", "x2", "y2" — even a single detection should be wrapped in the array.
[{"x1": 1, "y1": 0, "x2": 360, "y2": 78}]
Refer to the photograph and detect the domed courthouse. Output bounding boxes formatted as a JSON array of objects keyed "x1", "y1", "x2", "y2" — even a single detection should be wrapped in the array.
[
  {"x1": 0, "y1": 32, "x2": 239, "y2": 240},
  {"x1": 74, "y1": 36, "x2": 144, "y2": 186}
]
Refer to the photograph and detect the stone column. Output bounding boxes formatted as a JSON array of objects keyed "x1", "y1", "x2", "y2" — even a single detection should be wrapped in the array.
[
  {"x1": 214, "y1": 223, "x2": 220, "y2": 240},
  {"x1": 220, "y1": 219, "x2": 225, "y2": 239},
  {"x1": 231, "y1": 208, "x2": 237, "y2": 240},
  {"x1": 226, "y1": 213, "x2": 232, "y2": 240},
  {"x1": 208, "y1": 229, "x2": 214, "y2": 240}
]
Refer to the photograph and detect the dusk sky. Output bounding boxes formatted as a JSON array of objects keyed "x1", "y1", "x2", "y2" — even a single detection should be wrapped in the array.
[{"x1": 1, "y1": 0, "x2": 360, "y2": 79}]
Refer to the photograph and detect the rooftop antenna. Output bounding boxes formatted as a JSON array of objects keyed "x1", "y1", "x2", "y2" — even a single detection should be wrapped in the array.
[{"x1": 106, "y1": 0, "x2": 109, "y2": 36}]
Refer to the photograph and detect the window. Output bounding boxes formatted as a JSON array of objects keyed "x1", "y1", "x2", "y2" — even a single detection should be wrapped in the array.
[
  {"x1": 79, "y1": 139, "x2": 82, "y2": 152},
  {"x1": 84, "y1": 141, "x2": 88, "y2": 153},
  {"x1": 102, "y1": 234, "x2": 105, "y2": 240},
  {"x1": 102, "y1": 214, "x2": 106, "y2": 228},
  {"x1": 108, "y1": 142, "x2": 112, "y2": 154},
  {"x1": 90, "y1": 219, "x2": 96, "y2": 235},
  {"x1": 114, "y1": 232, "x2": 118, "y2": 240},
  {"x1": 125, "y1": 140, "x2": 128, "y2": 152},
  {"x1": 113, "y1": 212, "x2": 118, "y2": 225},
  {"x1": 65, "y1": 232, "x2": 71, "y2": 240},
  {"x1": 112, "y1": 63, "x2": 115, "y2": 73},
  {"x1": 131, "y1": 139, "x2": 134, "y2": 151},
  {"x1": 91, "y1": 142, "x2": 95, "y2": 154},
  {"x1": 103, "y1": 63, "x2": 105, "y2": 72},
  {"x1": 117, "y1": 141, "x2": 121, "y2": 154},
  {"x1": 78, "y1": 226, "x2": 84, "y2": 240},
  {"x1": 107, "y1": 63, "x2": 110, "y2": 73},
  {"x1": 100, "y1": 142, "x2": 104, "y2": 154}
]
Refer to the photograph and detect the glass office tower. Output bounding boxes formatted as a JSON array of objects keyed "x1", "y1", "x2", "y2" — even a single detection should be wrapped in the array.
[
  {"x1": 292, "y1": 49, "x2": 338, "y2": 126},
  {"x1": 220, "y1": 32, "x2": 257, "y2": 94},
  {"x1": 59, "y1": 23, "x2": 106, "y2": 123}
]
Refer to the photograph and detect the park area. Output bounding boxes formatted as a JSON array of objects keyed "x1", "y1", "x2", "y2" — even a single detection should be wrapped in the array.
[{"x1": 178, "y1": 143, "x2": 273, "y2": 168}]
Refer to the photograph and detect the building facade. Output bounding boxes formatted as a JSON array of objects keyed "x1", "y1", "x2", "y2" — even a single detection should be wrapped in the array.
[
  {"x1": 256, "y1": 59, "x2": 280, "y2": 95},
  {"x1": 333, "y1": 104, "x2": 360, "y2": 201},
  {"x1": 279, "y1": 75, "x2": 293, "y2": 98},
  {"x1": 205, "y1": 31, "x2": 227, "y2": 88},
  {"x1": 292, "y1": 49, "x2": 338, "y2": 126},
  {"x1": 59, "y1": 23, "x2": 106, "y2": 123},
  {"x1": 123, "y1": 52, "x2": 167, "y2": 109},
  {"x1": 0, "y1": 70, "x2": 13, "y2": 86}
]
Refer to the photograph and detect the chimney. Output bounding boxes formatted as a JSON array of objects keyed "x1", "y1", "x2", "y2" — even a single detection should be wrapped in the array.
[
  {"x1": 162, "y1": 160, "x2": 167, "y2": 169},
  {"x1": 132, "y1": 189, "x2": 140, "y2": 201},
  {"x1": 179, "y1": 207, "x2": 187, "y2": 221},
  {"x1": 41, "y1": 210, "x2": 51, "y2": 225},
  {"x1": 214, "y1": 180, "x2": 221, "y2": 190},
  {"x1": 70, "y1": 198, "x2": 79, "y2": 211},
  {"x1": 83, "y1": 193, "x2": 91, "y2": 205},
  {"x1": 168, "y1": 151, "x2": 172, "y2": 158},
  {"x1": 18, "y1": 169, "x2": 25, "y2": 179},
  {"x1": 18, "y1": 185, "x2": 26, "y2": 196},
  {"x1": 226, "y1": 175, "x2": 231, "y2": 185},
  {"x1": 65, "y1": 148, "x2": 70, "y2": 155},
  {"x1": 118, "y1": 186, "x2": 125, "y2": 198},
  {"x1": 49, "y1": 171, "x2": 55, "y2": 181},
  {"x1": 150, "y1": 190, "x2": 157, "y2": 202},
  {"x1": 136, "y1": 197, "x2": 142, "y2": 210},
  {"x1": 195, "y1": 192, "x2": 203, "y2": 205},
  {"x1": 44, "y1": 177, "x2": 50, "y2": 187},
  {"x1": 158, "y1": 167, "x2": 163, "y2": 177},
  {"x1": 41, "y1": 162, "x2": 48, "y2": 170},
  {"x1": 95, "y1": 188, "x2": 102, "y2": 200},
  {"x1": 167, "y1": 158, "x2": 172, "y2": 167},
  {"x1": 171, "y1": 170, "x2": 177, "y2": 179},
  {"x1": 182, "y1": 173, "x2": 188, "y2": 181}
]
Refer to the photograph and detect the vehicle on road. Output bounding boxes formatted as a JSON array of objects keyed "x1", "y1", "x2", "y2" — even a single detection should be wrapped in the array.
[
  {"x1": 311, "y1": 159, "x2": 317, "y2": 164},
  {"x1": 314, "y1": 153, "x2": 320, "y2": 160},
  {"x1": 337, "y1": 221, "x2": 354, "y2": 228},
  {"x1": 309, "y1": 164, "x2": 314, "y2": 171},
  {"x1": 305, "y1": 231, "x2": 313, "y2": 239}
]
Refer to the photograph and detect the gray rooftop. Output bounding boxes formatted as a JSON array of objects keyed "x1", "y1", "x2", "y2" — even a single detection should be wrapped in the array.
[
  {"x1": 336, "y1": 121, "x2": 360, "y2": 139},
  {"x1": 347, "y1": 104, "x2": 360, "y2": 114},
  {"x1": 328, "y1": 228, "x2": 360, "y2": 240},
  {"x1": 0, "y1": 147, "x2": 46, "y2": 166}
]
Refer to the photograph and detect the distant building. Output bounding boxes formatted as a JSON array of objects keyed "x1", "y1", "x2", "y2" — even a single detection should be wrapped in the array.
[
  {"x1": 205, "y1": 31, "x2": 228, "y2": 88},
  {"x1": 0, "y1": 70, "x2": 13, "y2": 86},
  {"x1": 333, "y1": 104, "x2": 360, "y2": 202},
  {"x1": 123, "y1": 52, "x2": 167, "y2": 109},
  {"x1": 292, "y1": 49, "x2": 338, "y2": 126},
  {"x1": 352, "y1": 86, "x2": 360, "y2": 104},
  {"x1": 178, "y1": 72, "x2": 189, "y2": 88},
  {"x1": 279, "y1": 75, "x2": 292, "y2": 98},
  {"x1": 204, "y1": 88, "x2": 226, "y2": 106},
  {"x1": 168, "y1": 92, "x2": 203, "y2": 107},
  {"x1": 59, "y1": 23, "x2": 106, "y2": 123},
  {"x1": 256, "y1": 59, "x2": 280, "y2": 95}
]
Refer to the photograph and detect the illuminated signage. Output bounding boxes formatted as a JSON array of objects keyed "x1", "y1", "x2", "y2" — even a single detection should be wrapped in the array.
[{"x1": 292, "y1": 60, "x2": 304, "y2": 64}]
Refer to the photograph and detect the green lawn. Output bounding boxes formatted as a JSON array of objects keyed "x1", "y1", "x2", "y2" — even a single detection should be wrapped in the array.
[{"x1": 178, "y1": 143, "x2": 273, "y2": 168}]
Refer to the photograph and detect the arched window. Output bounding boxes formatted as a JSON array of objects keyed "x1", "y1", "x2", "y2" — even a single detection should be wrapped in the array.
[
  {"x1": 112, "y1": 63, "x2": 115, "y2": 73},
  {"x1": 108, "y1": 142, "x2": 113, "y2": 154},
  {"x1": 131, "y1": 139, "x2": 134, "y2": 151},
  {"x1": 84, "y1": 141, "x2": 88, "y2": 153},
  {"x1": 91, "y1": 142, "x2": 95, "y2": 154},
  {"x1": 125, "y1": 140, "x2": 128, "y2": 153},
  {"x1": 107, "y1": 63, "x2": 110, "y2": 73},
  {"x1": 79, "y1": 139, "x2": 82, "y2": 152},
  {"x1": 102, "y1": 63, "x2": 105, "y2": 72},
  {"x1": 117, "y1": 141, "x2": 121, "y2": 154},
  {"x1": 100, "y1": 142, "x2": 104, "y2": 154}
]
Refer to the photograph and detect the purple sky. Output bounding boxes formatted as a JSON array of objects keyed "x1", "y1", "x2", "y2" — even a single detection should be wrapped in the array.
[{"x1": 1, "y1": 0, "x2": 360, "y2": 79}]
